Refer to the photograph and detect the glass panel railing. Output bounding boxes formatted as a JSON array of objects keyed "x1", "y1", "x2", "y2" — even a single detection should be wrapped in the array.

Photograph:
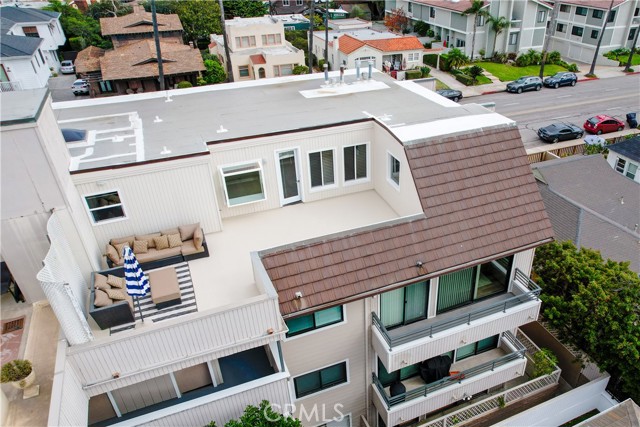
[
  {"x1": 373, "y1": 331, "x2": 526, "y2": 408},
  {"x1": 373, "y1": 269, "x2": 540, "y2": 348}
]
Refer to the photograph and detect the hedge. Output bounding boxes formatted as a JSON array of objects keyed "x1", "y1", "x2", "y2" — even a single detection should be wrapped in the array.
[
  {"x1": 455, "y1": 73, "x2": 474, "y2": 86},
  {"x1": 423, "y1": 54, "x2": 438, "y2": 68},
  {"x1": 405, "y1": 69, "x2": 422, "y2": 80}
]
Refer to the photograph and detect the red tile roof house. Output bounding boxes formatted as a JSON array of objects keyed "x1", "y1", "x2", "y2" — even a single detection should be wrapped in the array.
[
  {"x1": 74, "y1": 6, "x2": 204, "y2": 96},
  {"x1": 313, "y1": 29, "x2": 425, "y2": 76},
  {"x1": 4, "y1": 69, "x2": 556, "y2": 426}
]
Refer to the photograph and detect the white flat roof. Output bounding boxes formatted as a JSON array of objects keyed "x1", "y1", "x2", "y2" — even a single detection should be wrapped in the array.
[{"x1": 314, "y1": 28, "x2": 402, "y2": 41}]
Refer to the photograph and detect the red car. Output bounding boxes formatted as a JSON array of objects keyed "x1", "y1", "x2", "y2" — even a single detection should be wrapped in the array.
[{"x1": 584, "y1": 115, "x2": 625, "y2": 135}]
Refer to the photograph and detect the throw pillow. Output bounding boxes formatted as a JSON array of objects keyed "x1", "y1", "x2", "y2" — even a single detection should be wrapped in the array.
[
  {"x1": 179, "y1": 223, "x2": 200, "y2": 241},
  {"x1": 136, "y1": 233, "x2": 160, "y2": 249},
  {"x1": 193, "y1": 228, "x2": 203, "y2": 251},
  {"x1": 133, "y1": 240, "x2": 148, "y2": 254},
  {"x1": 94, "y1": 289, "x2": 113, "y2": 307},
  {"x1": 111, "y1": 235, "x2": 135, "y2": 249},
  {"x1": 167, "y1": 233, "x2": 182, "y2": 248},
  {"x1": 94, "y1": 273, "x2": 109, "y2": 291},
  {"x1": 106, "y1": 244, "x2": 120, "y2": 264},
  {"x1": 154, "y1": 235, "x2": 169, "y2": 250},
  {"x1": 114, "y1": 243, "x2": 129, "y2": 259},
  {"x1": 107, "y1": 274, "x2": 125, "y2": 289},
  {"x1": 105, "y1": 288, "x2": 127, "y2": 301}
]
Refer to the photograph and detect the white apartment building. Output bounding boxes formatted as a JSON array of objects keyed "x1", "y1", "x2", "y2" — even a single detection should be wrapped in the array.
[
  {"x1": 1, "y1": 69, "x2": 557, "y2": 426},
  {"x1": 210, "y1": 16, "x2": 305, "y2": 81}
]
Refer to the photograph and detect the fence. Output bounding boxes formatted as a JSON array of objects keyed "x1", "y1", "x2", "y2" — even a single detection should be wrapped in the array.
[{"x1": 527, "y1": 132, "x2": 639, "y2": 164}]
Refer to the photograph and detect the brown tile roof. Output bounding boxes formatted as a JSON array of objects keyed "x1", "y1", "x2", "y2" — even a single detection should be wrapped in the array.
[
  {"x1": 100, "y1": 40, "x2": 205, "y2": 81},
  {"x1": 75, "y1": 45, "x2": 105, "y2": 74},
  {"x1": 260, "y1": 126, "x2": 554, "y2": 316},
  {"x1": 336, "y1": 34, "x2": 424, "y2": 54},
  {"x1": 411, "y1": 0, "x2": 490, "y2": 13},
  {"x1": 250, "y1": 54, "x2": 266, "y2": 65},
  {"x1": 337, "y1": 34, "x2": 366, "y2": 54},
  {"x1": 100, "y1": 10, "x2": 182, "y2": 36}
]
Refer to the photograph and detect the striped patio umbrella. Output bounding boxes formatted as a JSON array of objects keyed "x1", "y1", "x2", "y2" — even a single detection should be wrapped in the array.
[{"x1": 123, "y1": 246, "x2": 150, "y2": 322}]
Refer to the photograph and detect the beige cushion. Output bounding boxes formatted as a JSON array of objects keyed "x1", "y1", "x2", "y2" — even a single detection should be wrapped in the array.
[
  {"x1": 114, "y1": 243, "x2": 129, "y2": 259},
  {"x1": 136, "y1": 246, "x2": 182, "y2": 263},
  {"x1": 181, "y1": 239, "x2": 204, "y2": 256},
  {"x1": 105, "y1": 288, "x2": 127, "y2": 301},
  {"x1": 124, "y1": 294, "x2": 134, "y2": 310},
  {"x1": 107, "y1": 274, "x2": 125, "y2": 289},
  {"x1": 193, "y1": 228, "x2": 203, "y2": 250},
  {"x1": 94, "y1": 289, "x2": 113, "y2": 307},
  {"x1": 167, "y1": 233, "x2": 182, "y2": 248},
  {"x1": 94, "y1": 273, "x2": 110, "y2": 291},
  {"x1": 106, "y1": 244, "x2": 120, "y2": 264},
  {"x1": 154, "y1": 235, "x2": 169, "y2": 250},
  {"x1": 133, "y1": 240, "x2": 148, "y2": 254},
  {"x1": 179, "y1": 223, "x2": 200, "y2": 241},
  {"x1": 111, "y1": 235, "x2": 135, "y2": 248},
  {"x1": 160, "y1": 227, "x2": 179, "y2": 236},
  {"x1": 136, "y1": 233, "x2": 161, "y2": 249}
]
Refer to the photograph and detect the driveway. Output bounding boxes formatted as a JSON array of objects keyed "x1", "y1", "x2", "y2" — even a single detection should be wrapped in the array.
[{"x1": 48, "y1": 74, "x2": 89, "y2": 102}]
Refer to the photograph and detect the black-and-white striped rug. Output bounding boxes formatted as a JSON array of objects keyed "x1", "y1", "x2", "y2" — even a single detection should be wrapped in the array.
[{"x1": 111, "y1": 262, "x2": 197, "y2": 334}]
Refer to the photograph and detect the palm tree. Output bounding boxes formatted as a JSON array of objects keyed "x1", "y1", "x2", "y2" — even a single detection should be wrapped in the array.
[
  {"x1": 462, "y1": 0, "x2": 489, "y2": 60},
  {"x1": 487, "y1": 15, "x2": 511, "y2": 56},
  {"x1": 447, "y1": 48, "x2": 470, "y2": 69}
]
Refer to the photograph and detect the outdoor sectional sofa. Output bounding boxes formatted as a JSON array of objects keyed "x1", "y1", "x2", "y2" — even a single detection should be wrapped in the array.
[
  {"x1": 105, "y1": 222, "x2": 209, "y2": 269},
  {"x1": 89, "y1": 267, "x2": 135, "y2": 329}
]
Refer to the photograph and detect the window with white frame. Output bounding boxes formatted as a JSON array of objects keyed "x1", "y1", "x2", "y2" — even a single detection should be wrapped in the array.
[
  {"x1": 296, "y1": 0, "x2": 303, "y2": 5},
  {"x1": 293, "y1": 361, "x2": 347, "y2": 398},
  {"x1": 262, "y1": 33, "x2": 282, "y2": 45},
  {"x1": 85, "y1": 191, "x2": 126, "y2": 223},
  {"x1": 388, "y1": 153, "x2": 400, "y2": 186},
  {"x1": 591, "y1": 29, "x2": 599, "y2": 39},
  {"x1": 274, "y1": 64, "x2": 294, "y2": 76},
  {"x1": 408, "y1": 2, "x2": 412, "y2": 13},
  {"x1": 560, "y1": 4, "x2": 569, "y2": 12},
  {"x1": 235, "y1": 36, "x2": 256, "y2": 48},
  {"x1": 221, "y1": 161, "x2": 266, "y2": 206},
  {"x1": 509, "y1": 32, "x2": 518, "y2": 45},
  {"x1": 556, "y1": 23, "x2": 566, "y2": 32},
  {"x1": 343, "y1": 144, "x2": 368, "y2": 182},
  {"x1": 456, "y1": 39, "x2": 465, "y2": 48},
  {"x1": 430, "y1": 7, "x2": 435, "y2": 18},
  {"x1": 407, "y1": 52, "x2": 420, "y2": 61},
  {"x1": 309, "y1": 149, "x2": 335, "y2": 188},
  {"x1": 477, "y1": 14, "x2": 485, "y2": 26},
  {"x1": 615, "y1": 158, "x2": 638, "y2": 180},
  {"x1": 283, "y1": 0, "x2": 290, "y2": 6},
  {"x1": 571, "y1": 26, "x2": 583, "y2": 37}
]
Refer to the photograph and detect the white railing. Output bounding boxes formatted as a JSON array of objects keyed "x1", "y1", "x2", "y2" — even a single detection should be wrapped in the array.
[
  {"x1": 419, "y1": 369, "x2": 561, "y2": 427},
  {"x1": 0, "y1": 81, "x2": 22, "y2": 92}
]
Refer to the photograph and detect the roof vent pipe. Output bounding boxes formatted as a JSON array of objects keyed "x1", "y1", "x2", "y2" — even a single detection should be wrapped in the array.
[
  {"x1": 356, "y1": 60, "x2": 361, "y2": 80},
  {"x1": 340, "y1": 65, "x2": 345, "y2": 84},
  {"x1": 323, "y1": 63, "x2": 329, "y2": 84},
  {"x1": 367, "y1": 60, "x2": 373, "y2": 80}
]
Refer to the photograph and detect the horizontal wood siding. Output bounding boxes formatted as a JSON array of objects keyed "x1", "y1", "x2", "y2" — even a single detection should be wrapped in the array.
[
  {"x1": 72, "y1": 158, "x2": 221, "y2": 249},
  {"x1": 375, "y1": 300, "x2": 541, "y2": 371},
  {"x1": 374, "y1": 358, "x2": 527, "y2": 427},
  {"x1": 209, "y1": 122, "x2": 376, "y2": 218},
  {"x1": 68, "y1": 297, "x2": 283, "y2": 395},
  {"x1": 55, "y1": 359, "x2": 89, "y2": 426},
  {"x1": 282, "y1": 300, "x2": 367, "y2": 425},
  {"x1": 135, "y1": 376, "x2": 291, "y2": 427}
]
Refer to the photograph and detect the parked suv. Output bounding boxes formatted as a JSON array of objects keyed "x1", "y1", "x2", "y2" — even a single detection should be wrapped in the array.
[
  {"x1": 543, "y1": 72, "x2": 577, "y2": 88},
  {"x1": 60, "y1": 60, "x2": 75, "y2": 74},
  {"x1": 506, "y1": 76, "x2": 543, "y2": 93}
]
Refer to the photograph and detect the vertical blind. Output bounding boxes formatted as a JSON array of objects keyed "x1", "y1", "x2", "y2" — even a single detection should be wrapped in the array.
[{"x1": 437, "y1": 267, "x2": 475, "y2": 312}]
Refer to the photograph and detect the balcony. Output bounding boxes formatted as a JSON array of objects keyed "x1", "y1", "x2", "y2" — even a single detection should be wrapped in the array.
[
  {"x1": 372, "y1": 269, "x2": 540, "y2": 372},
  {"x1": 372, "y1": 332, "x2": 527, "y2": 427},
  {"x1": 0, "y1": 81, "x2": 22, "y2": 92},
  {"x1": 510, "y1": 20, "x2": 522, "y2": 29}
]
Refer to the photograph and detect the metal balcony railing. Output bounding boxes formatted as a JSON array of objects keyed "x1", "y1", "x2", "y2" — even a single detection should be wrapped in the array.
[
  {"x1": 0, "y1": 81, "x2": 22, "y2": 92},
  {"x1": 372, "y1": 331, "x2": 527, "y2": 408},
  {"x1": 372, "y1": 268, "x2": 540, "y2": 348}
]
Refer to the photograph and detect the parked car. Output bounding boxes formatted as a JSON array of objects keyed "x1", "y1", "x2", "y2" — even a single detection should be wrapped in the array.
[
  {"x1": 537, "y1": 123, "x2": 584, "y2": 143},
  {"x1": 71, "y1": 79, "x2": 89, "y2": 95},
  {"x1": 60, "y1": 60, "x2": 75, "y2": 74},
  {"x1": 61, "y1": 128, "x2": 87, "y2": 143},
  {"x1": 583, "y1": 115, "x2": 625, "y2": 135},
  {"x1": 436, "y1": 89, "x2": 463, "y2": 102},
  {"x1": 584, "y1": 135, "x2": 606, "y2": 146},
  {"x1": 543, "y1": 72, "x2": 577, "y2": 89},
  {"x1": 506, "y1": 76, "x2": 542, "y2": 93}
]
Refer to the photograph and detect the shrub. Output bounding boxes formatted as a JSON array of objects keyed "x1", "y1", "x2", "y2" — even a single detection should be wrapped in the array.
[
  {"x1": 318, "y1": 59, "x2": 330, "y2": 70},
  {"x1": 423, "y1": 53, "x2": 438, "y2": 67},
  {"x1": 69, "y1": 37, "x2": 86, "y2": 52},
  {"x1": 402, "y1": 28, "x2": 411, "y2": 34},
  {"x1": 532, "y1": 348, "x2": 558, "y2": 378},
  {"x1": 420, "y1": 66, "x2": 431, "y2": 77},
  {"x1": 497, "y1": 395, "x2": 506, "y2": 408},
  {"x1": 507, "y1": 52, "x2": 517, "y2": 61},
  {"x1": 176, "y1": 81, "x2": 193, "y2": 89},
  {"x1": 196, "y1": 77, "x2": 207, "y2": 86},
  {"x1": 467, "y1": 64, "x2": 484, "y2": 82},
  {"x1": 292, "y1": 65, "x2": 308, "y2": 75},
  {"x1": 455, "y1": 73, "x2": 475, "y2": 86},
  {"x1": 515, "y1": 54, "x2": 531, "y2": 67},
  {"x1": 547, "y1": 50, "x2": 562, "y2": 64},
  {"x1": 478, "y1": 48, "x2": 486, "y2": 58},
  {"x1": 1, "y1": 360, "x2": 32, "y2": 384},
  {"x1": 527, "y1": 49, "x2": 542, "y2": 65},
  {"x1": 427, "y1": 29, "x2": 435, "y2": 37},
  {"x1": 414, "y1": 21, "x2": 429, "y2": 37},
  {"x1": 492, "y1": 51, "x2": 508, "y2": 64},
  {"x1": 567, "y1": 63, "x2": 579, "y2": 72},
  {"x1": 405, "y1": 69, "x2": 422, "y2": 80},
  {"x1": 424, "y1": 41, "x2": 432, "y2": 49}
]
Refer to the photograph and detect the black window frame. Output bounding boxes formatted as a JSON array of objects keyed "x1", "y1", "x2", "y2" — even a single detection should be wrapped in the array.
[
  {"x1": 293, "y1": 361, "x2": 347, "y2": 398},
  {"x1": 607, "y1": 10, "x2": 616, "y2": 22},
  {"x1": 560, "y1": 4, "x2": 570, "y2": 12},
  {"x1": 84, "y1": 190, "x2": 126, "y2": 224},
  {"x1": 591, "y1": 29, "x2": 599, "y2": 39},
  {"x1": 576, "y1": 7, "x2": 587, "y2": 16},
  {"x1": 343, "y1": 143, "x2": 368, "y2": 182},
  {"x1": 285, "y1": 306, "x2": 344, "y2": 337},
  {"x1": 592, "y1": 9, "x2": 604, "y2": 19},
  {"x1": 571, "y1": 26, "x2": 584, "y2": 37},
  {"x1": 556, "y1": 23, "x2": 565, "y2": 32}
]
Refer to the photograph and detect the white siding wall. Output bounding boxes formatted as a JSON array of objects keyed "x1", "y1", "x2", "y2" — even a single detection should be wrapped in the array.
[
  {"x1": 72, "y1": 156, "x2": 221, "y2": 250},
  {"x1": 111, "y1": 375, "x2": 177, "y2": 414},
  {"x1": 282, "y1": 301, "x2": 367, "y2": 426},
  {"x1": 512, "y1": 249, "x2": 535, "y2": 277},
  {"x1": 1, "y1": 55, "x2": 50, "y2": 89},
  {"x1": 49, "y1": 341, "x2": 89, "y2": 427}
]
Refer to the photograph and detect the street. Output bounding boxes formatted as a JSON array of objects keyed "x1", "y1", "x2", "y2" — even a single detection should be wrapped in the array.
[
  {"x1": 48, "y1": 73, "x2": 89, "y2": 102},
  {"x1": 461, "y1": 74, "x2": 640, "y2": 150}
]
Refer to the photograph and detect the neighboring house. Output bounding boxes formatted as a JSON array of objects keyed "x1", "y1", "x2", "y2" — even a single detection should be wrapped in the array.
[
  {"x1": 0, "y1": 31, "x2": 50, "y2": 91},
  {"x1": 313, "y1": 28, "x2": 425, "y2": 72},
  {"x1": 328, "y1": 17, "x2": 373, "y2": 30},
  {"x1": 548, "y1": 0, "x2": 640, "y2": 64},
  {"x1": 273, "y1": 13, "x2": 310, "y2": 31},
  {"x1": 387, "y1": 0, "x2": 551, "y2": 57},
  {"x1": 74, "y1": 6, "x2": 204, "y2": 95},
  {"x1": 209, "y1": 16, "x2": 305, "y2": 81},
  {"x1": 573, "y1": 399, "x2": 640, "y2": 427},
  {"x1": 534, "y1": 154, "x2": 640, "y2": 273},
  {"x1": 2, "y1": 70, "x2": 557, "y2": 427},
  {"x1": 269, "y1": 0, "x2": 308, "y2": 15},
  {"x1": 607, "y1": 136, "x2": 640, "y2": 183},
  {"x1": 0, "y1": 6, "x2": 65, "y2": 72}
]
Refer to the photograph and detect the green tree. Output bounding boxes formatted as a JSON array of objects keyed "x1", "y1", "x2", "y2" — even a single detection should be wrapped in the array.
[
  {"x1": 467, "y1": 64, "x2": 484, "y2": 82},
  {"x1": 349, "y1": 5, "x2": 368, "y2": 19},
  {"x1": 486, "y1": 15, "x2": 511, "y2": 56},
  {"x1": 44, "y1": 0, "x2": 112, "y2": 49},
  {"x1": 173, "y1": 0, "x2": 222, "y2": 46},
  {"x1": 87, "y1": 0, "x2": 132, "y2": 19},
  {"x1": 223, "y1": 0, "x2": 268, "y2": 19},
  {"x1": 210, "y1": 400, "x2": 302, "y2": 427},
  {"x1": 140, "y1": 0, "x2": 177, "y2": 14},
  {"x1": 461, "y1": 0, "x2": 489, "y2": 60},
  {"x1": 533, "y1": 241, "x2": 640, "y2": 402},
  {"x1": 446, "y1": 48, "x2": 469, "y2": 70},
  {"x1": 199, "y1": 53, "x2": 226, "y2": 84}
]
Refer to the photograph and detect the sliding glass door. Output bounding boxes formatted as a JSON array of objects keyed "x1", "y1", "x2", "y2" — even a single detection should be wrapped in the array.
[{"x1": 380, "y1": 281, "x2": 429, "y2": 329}]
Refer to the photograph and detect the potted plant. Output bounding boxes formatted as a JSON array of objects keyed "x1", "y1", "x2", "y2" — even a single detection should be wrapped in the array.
[{"x1": 1, "y1": 359, "x2": 35, "y2": 389}]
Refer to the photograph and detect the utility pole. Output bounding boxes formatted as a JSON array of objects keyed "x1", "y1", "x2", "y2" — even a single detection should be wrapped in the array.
[
  {"x1": 151, "y1": 0, "x2": 165, "y2": 90},
  {"x1": 588, "y1": 0, "x2": 615, "y2": 76},
  {"x1": 218, "y1": 0, "x2": 234, "y2": 82},
  {"x1": 324, "y1": 0, "x2": 329, "y2": 65},
  {"x1": 539, "y1": 2, "x2": 559, "y2": 79},
  {"x1": 624, "y1": 23, "x2": 640, "y2": 72},
  {"x1": 308, "y1": 0, "x2": 314, "y2": 73}
]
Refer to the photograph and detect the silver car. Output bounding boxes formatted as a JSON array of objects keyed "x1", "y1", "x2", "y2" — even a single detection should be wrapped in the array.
[
  {"x1": 60, "y1": 60, "x2": 75, "y2": 74},
  {"x1": 71, "y1": 79, "x2": 89, "y2": 95}
]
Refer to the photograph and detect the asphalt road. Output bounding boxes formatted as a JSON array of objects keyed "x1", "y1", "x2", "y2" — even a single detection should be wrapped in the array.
[
  {"x1": 461, "y1": 74, "x2": 640, "y2": 150},
  {"x1": 48, "y1": 73, "x2": 89, "y2": 102}
]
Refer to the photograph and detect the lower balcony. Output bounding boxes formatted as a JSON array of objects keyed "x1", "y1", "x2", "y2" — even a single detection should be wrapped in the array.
[{"x1": 372, "y1": 332, "x2": 527, "y2": 427}]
